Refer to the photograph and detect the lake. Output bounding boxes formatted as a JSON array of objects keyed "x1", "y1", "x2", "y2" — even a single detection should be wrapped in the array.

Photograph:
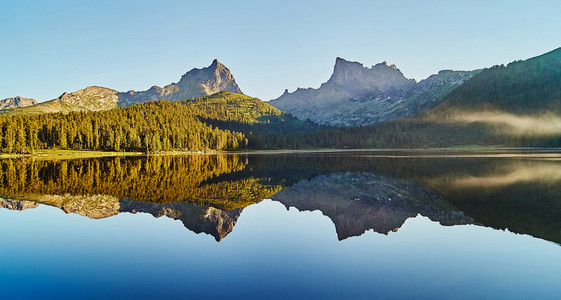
[{"x1": 1, "y1": 151, "x2": 561, "y2": 299}]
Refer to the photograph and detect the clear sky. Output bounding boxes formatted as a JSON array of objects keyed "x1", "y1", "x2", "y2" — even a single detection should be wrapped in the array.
[{"x1": 1, "y1": 0, "x2": 560, "y2": 102}]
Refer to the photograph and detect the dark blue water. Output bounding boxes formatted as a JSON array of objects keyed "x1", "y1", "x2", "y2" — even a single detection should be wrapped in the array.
[{"x1": 1, "y1": 153, "x2": 560, "y2": 299}]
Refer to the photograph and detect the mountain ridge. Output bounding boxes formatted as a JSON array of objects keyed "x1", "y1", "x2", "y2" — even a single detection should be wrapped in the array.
[
  {"x1": 0, "y1": 59, "x2": 243, "y2": 115},
  {"x1": 270, "y1": 57, "x2": 478, "y2": 126},
  {"x1": 117, "y1": 58, "x2": 243, "y2": 106}
]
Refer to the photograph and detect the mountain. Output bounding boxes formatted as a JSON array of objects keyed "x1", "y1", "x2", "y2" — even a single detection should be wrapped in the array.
[
  {"x1": 117, "y1": 59, "x2": 242, "y2": 106},
  {"x1": 353, "y1": 47, "x2": 561, "y2": 149},
  {"x1": 0, "y1": 196, "x2": 243, "y2": 242},
  {"x1": 0, "y1": 96, "x2": 37, "y2": 110},
  {"x1": 432, "y1": 47, "x2": 561, "y2": 114},
  {"x1": 1, "y1": 86, "x2": 119, "y2": 115},
  {"x1": 271, "y1": 172, "x2": 473, "y2": 240},
  {"x1": 270, "y1": 57, "x2": 478, "y2": 126},
  {"x1": 1, "y1": 59, "x2": 243, "y2": 115}
]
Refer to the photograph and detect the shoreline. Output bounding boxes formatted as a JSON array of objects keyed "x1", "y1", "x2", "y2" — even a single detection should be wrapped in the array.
[{"x1": 2, "y1": 147, "x2": 561, "y2": 160}]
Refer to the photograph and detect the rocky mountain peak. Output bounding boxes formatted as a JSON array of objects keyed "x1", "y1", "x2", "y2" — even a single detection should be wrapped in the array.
[
  {"x1": 330, "y1": 57, "x2": 366, "y2": 83},
  {"x1": 327, "y1": 57, "x2": 415, "y2": 92},
  {"x1": 116, "y1": 60, "x2": 244, "y2": 106},
  {"x1": 270, "y1": 57, "x2": 477, "y2": 127},
  {"x1": 176, "y1": 59, "x2": 242, "y2": 95}
]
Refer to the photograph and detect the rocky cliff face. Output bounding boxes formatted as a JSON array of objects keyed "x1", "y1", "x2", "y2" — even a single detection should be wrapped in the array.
[
  {"x1": 270, "y1": 58, "x2": 478, "y2": 126},
  {"x1": 117, "y1": 59, "x2": 243, "y2": 106},
  {"x1": 271, "y1": 172, "x2": 473, "y2": 240},
  {"x1": 0, "y1": 96, "x2": 37, "y2": 110},
  {"x1": 327, "y1": 58, "x2": 416, "y2": 95}
]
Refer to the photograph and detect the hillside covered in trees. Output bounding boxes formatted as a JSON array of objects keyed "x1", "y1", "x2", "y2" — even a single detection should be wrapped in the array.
[
  {"x1": 0, "y1": 92, "x2": 274, "y2": 154},
  {"x1": 433, "y1": 47, "x2": 561, "y2": 114}
]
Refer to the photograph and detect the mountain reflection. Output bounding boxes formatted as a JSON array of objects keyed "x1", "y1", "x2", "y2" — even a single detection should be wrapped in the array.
[
  {"x1": 1, "y1": 152, "x2": 561, "y2": 243},
  {"x1": 271, "y1": 172, "x2": 473, "y2": 240}
]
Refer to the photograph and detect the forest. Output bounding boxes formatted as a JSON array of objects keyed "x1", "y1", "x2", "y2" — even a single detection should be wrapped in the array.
[{"x1": 0, "y1": 92, "x2": 255, "y2": 154}]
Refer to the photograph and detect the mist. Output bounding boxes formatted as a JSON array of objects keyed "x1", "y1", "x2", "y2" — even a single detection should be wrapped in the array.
[
  {"x1": 427, "y1": 161, "x2": 561, "y2": 190},
  {"x1": 436, "y1": 110, "x2": 561, "y2": 137}
]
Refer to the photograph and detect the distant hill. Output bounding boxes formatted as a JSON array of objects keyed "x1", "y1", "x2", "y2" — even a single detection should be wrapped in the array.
[
  {"x1": 2, "y1": 86, "x2": 119, "y2": 116},
  {"x1": 0, "y1": 96, "x2": 37, "y2": 110},
  {"x1": 270, "y1": 57, "x2": 478, "y2": 126},
  {"x1": 0, "y1": 59, "x2": 243, "y2": 115}
]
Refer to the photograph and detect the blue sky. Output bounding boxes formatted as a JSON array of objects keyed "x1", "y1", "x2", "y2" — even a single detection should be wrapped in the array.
[{"x1": 1, "y1": 0, "x2": 560, "y2": 101}]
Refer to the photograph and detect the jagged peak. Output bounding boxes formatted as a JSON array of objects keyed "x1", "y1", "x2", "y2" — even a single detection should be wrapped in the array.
[
  {"x1": 208, "y1": 59, "x2": 230, "y2": 74},
  {"x1": 334, "y1": 57, "x2": 364, "y2": 68},
  {"x1": 328, "y1": 56, "x2": 413, "y2": 87},
  {"x1": 374, "y1": 61, "x2": 388, "y2": 68},
  {"x1": 179, "y1": 59, "x2": 232, "y2": 82},
  {"x1": 335, "y1": 58, "x2": 403, "y2": 73}
]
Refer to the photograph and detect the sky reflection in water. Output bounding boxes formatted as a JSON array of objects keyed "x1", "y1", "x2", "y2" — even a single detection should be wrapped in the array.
[{"x1": 1, "y1": 153, "x2": 561, "y2": 299}]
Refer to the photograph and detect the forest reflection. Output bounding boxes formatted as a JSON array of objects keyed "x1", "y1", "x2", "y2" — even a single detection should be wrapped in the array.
[{"x1": 0, "y1": 155, "x2": 281, "y2": 210}]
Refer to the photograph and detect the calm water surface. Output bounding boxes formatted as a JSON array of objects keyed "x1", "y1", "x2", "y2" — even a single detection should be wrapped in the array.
[{"x1": 1, "y1": 152, "x2": 561, "y2": 299}]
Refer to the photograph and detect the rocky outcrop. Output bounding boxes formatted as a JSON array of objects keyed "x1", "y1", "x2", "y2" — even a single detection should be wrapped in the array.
[
  {"x1": 271, "y1": 172, "x2": 473, "y2": 240},
  {"x1": 117, "y1": 59, "x2": 243, "y2": 106},
  {"x1": 270, "y1": 57, "x2": 478, "y2": 126},
  {"x1": 0, "y1": 96, "x2": 37, "y2": 110},
  {"x1": 35, "y1": 194, "x2": 121, "y2": 219},
  {"x1": 54, "y1": 86, "x2": 119, "y2": 111},
  {"x1": 0, "y1": 198, "x2": 39, "y2": 211}
]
